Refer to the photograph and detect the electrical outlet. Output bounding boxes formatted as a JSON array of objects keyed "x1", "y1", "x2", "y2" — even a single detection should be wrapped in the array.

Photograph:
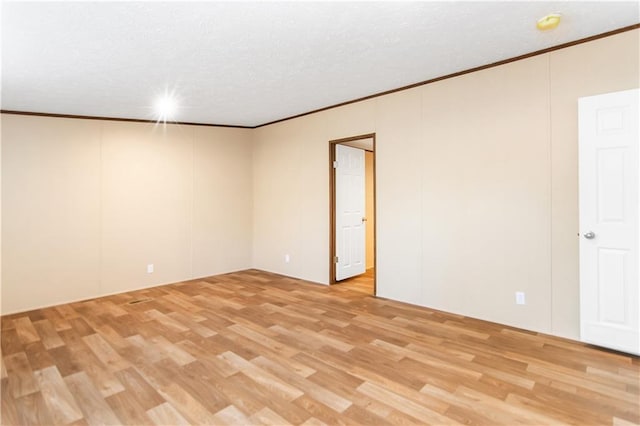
[
  {"x1": 515, "y1": 291, "x2": 525, "y2": 305},
  {"x1": 284, "y1": 254, "x2": 290, "y2": 263},
  {"x1": 147, "y1": 264, "x2": 154, "y2": 274}
]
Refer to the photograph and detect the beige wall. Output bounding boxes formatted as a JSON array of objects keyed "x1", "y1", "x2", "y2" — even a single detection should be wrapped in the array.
[
  {"x1": 2, "y1": 30, "x2": 638, "y2": 340},
  {"x1": 251, "y1": 114, "x2": 329, "y2": 283},
  {"x1": 1, "y1": 115, "x2": 253, "y2": 314},
  {"x1": 420, "y1": 55, "x2": 552, "y2": 331},
  {"x1": 2, "y1": 116, "x2": 102, "y2": 313},
  {"x1": 251, "y1": 29, "x2": 639, "y2": 339},
  {"x1": 365, "y1": 151, "x2": 374, "y2": 269}
]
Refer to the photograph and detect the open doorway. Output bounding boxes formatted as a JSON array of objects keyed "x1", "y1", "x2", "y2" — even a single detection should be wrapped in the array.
[{"x1": 329, "y1": 133, "x2": 376, "y2": 295}]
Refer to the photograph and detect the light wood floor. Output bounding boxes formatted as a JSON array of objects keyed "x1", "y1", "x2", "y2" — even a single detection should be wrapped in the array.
[
  {"x1": 335, "y1": 268, "x2": 375, "y2": 295},
  {"x1": 1, "y1": 270, "x2": 638, "y2": 425}
]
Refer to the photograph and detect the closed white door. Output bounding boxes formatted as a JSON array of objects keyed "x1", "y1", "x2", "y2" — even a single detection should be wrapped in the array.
[
  {"x1": 335, "y1": 144, "x2": 366, "y2": 281},
  {"x1": 579, "y1": 88, "x2": 639, "y2": 355}
]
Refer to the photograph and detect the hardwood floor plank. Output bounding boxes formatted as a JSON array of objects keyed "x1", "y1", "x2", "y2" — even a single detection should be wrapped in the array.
[
  {"x1": 94, "y1": 324, "x2": 132, "y2": 351},
  {"x1": 14, "y1": 317, "x2": 41, "y2": 345},
  {"x1": 219, "y1": 351, "x2": 304, "y2": 402},
  {"x1": 101, "y1": 301, "x2": 129, "y2": 318},
  {"x1": 72, "y1": 348, "x2": 125, "y2": 397},
  {"x1": 212, "y1": 404, "x2": 252, "y2": 425},
  {"x1": 47, "y1": 346, "x2": 84, "y2": 377},
  {"x1": 371, "y1": 338, "x2": 483, "y2": 381},
  {"x1": 1, "y1": 377, "x2": 20, "y2": 425},
  {"x1": 23, "y1": 341, "x2": 56, "y2": 371},
  {"x1": 160, "y1": 289, "x2": 206, "y2": 314},
  {"x1": 1, "y1": 317, "x2": 16, "y2": 330},
  {"x1": 1, "y1": 269, "x2": 638, "y2": 426},
  {"x1": 357, "y1": 373, "x2": 450, "y2": 418},
  {"x1": 342, "y1": 402, "x2": 394, "y2": 426},
  {"x1": 41, "y1": 308, "x2": 72, "y2": 332},
  {"x1": 104, "y1": 315, "x2": 138, "y2": 339},
  {"x1": 154, "y1": 357, "x2": 231, "y2": 414},
  {"x1": 454, "y1": 385, "x2": 568, "y2": 425},
  {"x1": 253, "y1": 355, "x2": 353, "y2": 413},
  {"x1": 34, "y1": 366, "x2": 83, "y2": 425},
  {"x1": 615, "y1": 416, "x2": 640, "y2": 426},
  {"x1": 587, "y1": 365, "x2": 640, "y2": 387},
  {"x1": 32, "y1": 320, "x2": 65, "y2": 349},
  {"x1": 63, "y1": 371, "x2": 121, "y2": 425},
  {"x1": 505, "y1": 391, "x2": 609, "y2": 425},
  {"x1": 300, "y1": 417, "x2": 329, "y2": 426},
  {"x1": 154, "y1": 382, "x2": 218, "y2": 424},
  {"x1": 225, "y1": 372, "x2": 313, "y2": 424},
  {"x1": 292, "y1": 394, "x2": 351, "y2": 426},
  {"x1": 0, "y1": 352, "x2": 7, "y2": 380},
  {"x1": 575, "y1": 386, "x2": 640, "y2": 423},
  {"x1": 124, "y1": 334, "x2": 166, "y2": 364},
  {"x1": 112, "y1": 367, "x2": 165, "y2": 411},
  {"x1": 146, "y1": 402, "x2": 190, "y2": 426},
  {"x1": 527, "y1": 363, "x2": 640, "y2": 404},
  {"x1": 105, "y1": 390, "x2": 153, "y2": 425},
  {"x1": 144, "y1": 309, "x2": 190, "y2": 333},
  {"x1": 4, "y1": 352, "x2": 39, "y2": 398},
  {"x1": 68, "y1": 318, "x2": 95, "y2": 338},
  {"x1": 58, "y1": 327, "x2": 90, "y2": 353},
  {"x1": 293, "y1": 352, "x2": 364, "y2": 390},
  {"x1": 14, "y1": 392, "x2": 53, "y2": 425},
  {"x1": 176, "y1": 339, "x2": 239, "y2": 378},
  {"x1": 228, "y1": 323, "x2": 300, "y2": 357},
  {"x1": 250, "y1": 406, "x2": 293, "y2": 425},
  {"x1": 167, "y1": 311, "x2": 216, "y2": 337},
  {"x1": 148, "y1": 335, "x2": 196, "y2": 366},
  {"x1": 394, "y1": 314, "x2": 491, "y2": 341},
  {"x1": 82, "y1": 333, "x2": 130, "y2": 372},
  {"x1": 313, "y1": 345, "x2": 425, "y2": 391},
  {"x1": 1, "y1": 329, "x2": 24, "y2": 356}
]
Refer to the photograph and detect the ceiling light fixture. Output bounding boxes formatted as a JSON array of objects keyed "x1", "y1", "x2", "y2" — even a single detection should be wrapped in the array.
[
  {"x1": 155, "y1": 94, "x2": 177, "y2": 123},
  {"x1": 537, "y1": 13, "x2": 562, "y2": 31}
]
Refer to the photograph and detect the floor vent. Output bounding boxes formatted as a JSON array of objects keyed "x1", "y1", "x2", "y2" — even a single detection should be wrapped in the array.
[{"x1": 127, "y1": 297, "x2": 153, "y2": 305}]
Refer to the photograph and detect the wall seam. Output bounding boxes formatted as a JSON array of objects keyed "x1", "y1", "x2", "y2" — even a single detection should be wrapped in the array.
[
  {"x1": 420, "y1": 88, "x2": 425, "y2": 307},
  {"x1": 190, "y1": 127, "x2": 195, "y2": 279},
  {"x1": 249, "y1": 129, "x2": 255, "y2": 270},
  {"x1": 98, "y1": 121, "x2": 104, "y2": 295},
  {"x1": 547, "y1": 52, "x2": 554, "y2": 334}
]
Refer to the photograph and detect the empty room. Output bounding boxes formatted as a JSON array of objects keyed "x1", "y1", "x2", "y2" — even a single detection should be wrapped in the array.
[{"x1": 1, "y1": 2, "x2": 639, "y2": 425}]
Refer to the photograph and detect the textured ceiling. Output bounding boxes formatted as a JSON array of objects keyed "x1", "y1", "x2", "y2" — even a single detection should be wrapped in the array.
[{"x1": 2, "y1": 2, "x2": 638, "y2": 127}]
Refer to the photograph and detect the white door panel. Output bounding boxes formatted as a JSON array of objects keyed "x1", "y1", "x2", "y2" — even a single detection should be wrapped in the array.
[
  {"x1": 335, "y1": 144, "x2": 366, "y2": 281},
  {"x1": 579, "y1": 88, "x2": 639, "y2": 355}
]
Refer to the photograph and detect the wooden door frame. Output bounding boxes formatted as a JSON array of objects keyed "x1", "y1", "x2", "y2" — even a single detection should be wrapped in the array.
[{"x1": 329, "y1": 133, "x2": 376, "y2": 294}]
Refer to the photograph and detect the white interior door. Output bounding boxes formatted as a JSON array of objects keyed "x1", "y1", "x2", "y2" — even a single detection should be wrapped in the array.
[
  {"x1": 335, "y1": 144, "x2": 366, "y2": 281},
  {"x1": 579, "y1": 88, "x2": 639, "y2": 355}
]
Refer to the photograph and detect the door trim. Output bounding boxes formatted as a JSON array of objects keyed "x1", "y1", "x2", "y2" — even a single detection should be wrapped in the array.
[{"x1": 329, "y1": 133, "x2": 376, "y2": 294}]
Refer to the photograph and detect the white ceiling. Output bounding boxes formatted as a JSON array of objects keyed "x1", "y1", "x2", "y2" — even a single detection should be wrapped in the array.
[{"x1": 2, "y1": 2, "x2": 638, "y2": 127}]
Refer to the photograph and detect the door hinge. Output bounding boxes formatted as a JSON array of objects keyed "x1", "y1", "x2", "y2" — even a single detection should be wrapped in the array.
[
  {"x1": 333, "y1": 160, "x2": 338, "y2": 169},
  {"x1": 334, "y1": 256, "x2": 339, "y2": 264}
]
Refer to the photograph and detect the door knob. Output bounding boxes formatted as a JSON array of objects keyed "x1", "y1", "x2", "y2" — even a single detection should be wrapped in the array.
[
  {"x1": 362, "y1": 217, "x2": 367, "y2": 223},
  {"x1": 583, "y1": 231, "x2": 596, "y2": 239}
]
